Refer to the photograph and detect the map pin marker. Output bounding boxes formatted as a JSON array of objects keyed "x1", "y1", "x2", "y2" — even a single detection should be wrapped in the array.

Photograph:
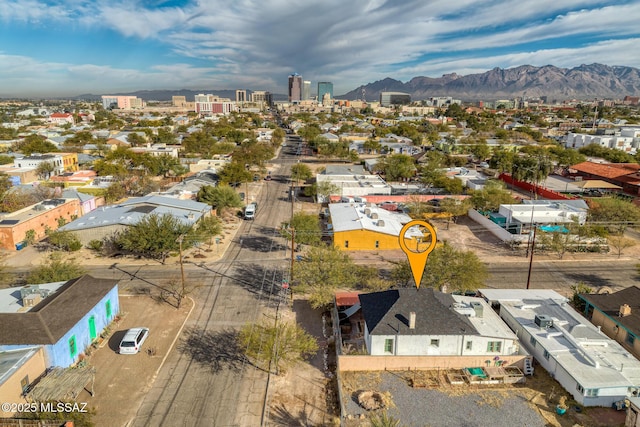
[{"x1": 398, "y1": 220, "x2": 438, "y2": 289}]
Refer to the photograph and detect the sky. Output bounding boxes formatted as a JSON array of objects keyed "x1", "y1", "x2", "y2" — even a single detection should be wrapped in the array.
[{"x1": 1, "y1": 0, "x2": 640, "y2": 98}]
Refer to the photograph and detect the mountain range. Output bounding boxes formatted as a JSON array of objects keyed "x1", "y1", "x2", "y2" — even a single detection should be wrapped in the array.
[
  {"x1": 339, "y1": 64, "x2": 640, "y2": 102},
  {"x1": 72, "y1": 64, "x2": 640, "y2": 103}
]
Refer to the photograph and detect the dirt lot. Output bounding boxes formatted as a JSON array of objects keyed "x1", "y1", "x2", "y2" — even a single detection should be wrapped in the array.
[
  {"x1": 76, "y1": 294, "x2": 192, "y2": 426},
  {"x1": 339, "y1": 367, "x2": 627, "y2": 427}
]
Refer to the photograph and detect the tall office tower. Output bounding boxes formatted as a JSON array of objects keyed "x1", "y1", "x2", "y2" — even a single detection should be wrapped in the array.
[
  {"x1": 236, "y1": 90, "x2": 247, "y2": 103},
  {"x1": 288, "y1": 73, "x2": 302, "y2": 102},
  {"x1": 303, "y1": 80, "x2": 311, "y2": 100},
  {"x1": 317, "y1": 82, "x2": 333, "y2": 104}
]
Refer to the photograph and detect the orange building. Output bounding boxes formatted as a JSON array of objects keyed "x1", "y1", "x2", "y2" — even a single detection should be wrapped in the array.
[
  {"x1": 0, "y1": 198, "x2": 80, "y2": 250},
  {"x1": 51, "y1": 152, "x2": 79, "y2": 172}
]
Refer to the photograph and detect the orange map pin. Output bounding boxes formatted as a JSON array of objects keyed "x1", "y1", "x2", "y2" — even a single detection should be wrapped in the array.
[{"x1": 398, "y1": 220, "x2": 437, "y2": 289}]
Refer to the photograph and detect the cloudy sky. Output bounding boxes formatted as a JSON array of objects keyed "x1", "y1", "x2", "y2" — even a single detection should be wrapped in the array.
[{"x1": 1, "y1": 0, "x2": 639, "y2": 98}]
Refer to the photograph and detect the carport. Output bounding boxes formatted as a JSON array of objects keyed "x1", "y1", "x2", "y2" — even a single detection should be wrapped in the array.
[{"x1": 27, "y1": 365, "x2": 96, "y2": 401}]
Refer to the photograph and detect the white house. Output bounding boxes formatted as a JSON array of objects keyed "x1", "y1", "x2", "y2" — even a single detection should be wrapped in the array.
[
  {"x1": 498, "y1": 201, "x2": 587, "y2": 226},
  {"x1": 359, "y1": 289, "x2": 520, "y2": 357},
  {"x1": 13, "y1": 154, "x2": 64, "y2": 176},
  {"x1": 49, "y1": 113, "x2": 74, "y2": 126},
  {"x1": 316, "y1": 165, "x2": 391, "y2": 202},
  {"x1": 480, "y1": 289, "x2": 640, "y2": 407}
]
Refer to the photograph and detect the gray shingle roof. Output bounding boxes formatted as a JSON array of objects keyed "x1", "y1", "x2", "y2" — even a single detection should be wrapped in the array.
[
  {"x1": 0, "y1": 275, "x2": 117, "y2": 345},
  {"x1": 359, "y1": 288, "x2": 477, "y2": 336},
  {"x1": 581, "y1": 286, "x2": 640, "y2": 336}
]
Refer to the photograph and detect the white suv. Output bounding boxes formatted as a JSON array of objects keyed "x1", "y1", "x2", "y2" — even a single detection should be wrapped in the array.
[{"x1": 118, "y1": 327, "x2": 149, "y2": 354}]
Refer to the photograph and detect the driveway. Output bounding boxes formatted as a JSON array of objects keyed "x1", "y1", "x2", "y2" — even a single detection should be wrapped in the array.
[{"x1": 76, "y1": 295, "x2": 192, "y2": 427}]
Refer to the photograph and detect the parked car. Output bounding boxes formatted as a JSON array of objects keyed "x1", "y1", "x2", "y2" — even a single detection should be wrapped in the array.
[{"x1": 118, "y1": 327, "x2": 149, "y2": 354}]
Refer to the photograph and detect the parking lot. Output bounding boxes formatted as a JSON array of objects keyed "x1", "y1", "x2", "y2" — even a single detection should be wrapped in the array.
[{"x1": 76, "y1": 294, "x2": 193, "y2": 426}]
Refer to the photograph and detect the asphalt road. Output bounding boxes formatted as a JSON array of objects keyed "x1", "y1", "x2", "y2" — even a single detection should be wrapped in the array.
[{"x1": 123, "y1": 144, "x2": 297, "y2": 426}]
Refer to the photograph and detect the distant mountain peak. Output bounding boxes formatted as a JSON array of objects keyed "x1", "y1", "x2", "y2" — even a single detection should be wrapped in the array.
[{"x1": 339, "y1": 63, "x2": 640, "y2": 101}]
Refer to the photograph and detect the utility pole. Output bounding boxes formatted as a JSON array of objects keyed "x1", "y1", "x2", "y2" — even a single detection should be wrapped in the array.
[
  {"x1": 290, "y1": 228, "x2": 295, "y2": 280},
  {"x1": 176, "y1": 234, "x2": 186, "y2": 306},
  {"x1": 526, "y1": 225, "x2": 537, "y2": 289}
]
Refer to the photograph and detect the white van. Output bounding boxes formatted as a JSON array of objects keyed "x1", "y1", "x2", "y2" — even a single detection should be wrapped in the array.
[
  {"x1": 118, "y1": 327, "x2": 149, "y2": 354},
  {"x1": 244, "y1": 202, "x2": 257, "y2": 220}
]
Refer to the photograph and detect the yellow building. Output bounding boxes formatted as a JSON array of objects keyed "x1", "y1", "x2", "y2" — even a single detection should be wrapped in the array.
[
  {"x1": 49, "y1": 152, "x2": 79, "y2": 172},
  {"x1": 329, "y1": 203, "x2": 425, "y2": 251}
]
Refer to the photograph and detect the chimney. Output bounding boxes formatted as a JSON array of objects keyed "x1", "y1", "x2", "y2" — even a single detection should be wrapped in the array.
[
  {"x1": 619, "y1": 304, "x2": 632, "y2": 317},
  {"x1": 409, "y1": 312, "x2": 416, "y2": 329}
]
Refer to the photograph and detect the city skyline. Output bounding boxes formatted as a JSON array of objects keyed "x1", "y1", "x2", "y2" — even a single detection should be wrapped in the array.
[{"x1": 1, "y1": 1, "x2": 639, "y2": 98}]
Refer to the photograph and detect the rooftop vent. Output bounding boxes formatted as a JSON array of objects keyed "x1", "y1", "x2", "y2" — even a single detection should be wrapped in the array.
[
  {"x1": 470, "y1": 301, "x2": 483, "y2": 318},
  {"x1": 377, "y1": 220, "x2": 385, "y2": 227},
  {"x1": 371, "y1": 213, "x2": 379, "y2": 220},
  {"x1": 409, "y1": 311, "x2": 416, "y2": 329}
]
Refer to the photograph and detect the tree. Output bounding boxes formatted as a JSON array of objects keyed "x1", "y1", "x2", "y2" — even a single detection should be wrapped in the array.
[
  {"x1": 608, "y1": 232, "x2": 636, "y2": 258},
  {"x1": 218, "y1": 161, "x2": 252, "y2": 186},
  {"x1": 469, "y1": 143, "x2": 491, "y2": 161},
  {"x1": 293, "y1": 246, "x2": 361, "y2": 309},
  {"x1": 239, "y1": 320, "x2": 318, "y2": 375},
  {"x1": 26, "y1": 253, "x2": 86, "y2": 284},
  {"x1": 127, "y1": 132, "x2": 147, "y2": 147},
  {"x1": 304, "y1": 180, "x2": 340, "y2": 203},
  {"x1": 290, "y1": 163, "x2": 313, "y2": 183},
  {"x1": 35, "y1": 161, "x2": 55, "y2": 180},
  {"x1": 570, "y1": 282, "x2": 593, "y2": 312},
  {"x1": 439, "y1": 198, "x2": 472, "y2": 226},
  {"x1": 271, "y1": 127, "x2": 285, "y2": 146},
  {"x1": 103, "y1": 182, "x2": 126, "y2": 203},
  {"x1": 197, "y1": 185, "x2": 243, "y2": 214},
  {"x1": 470, "y1": 180, "x2": 516, "y2": 212},
  {"x1": 16, "y1": 134, "x2": 58, "y2": 156},
  {"x1": 373, "y1": 154, "x2": 416, "y2": 181},
  {"x1": 588, "y1": 197, "x2": 640, "y2": 231},
  {"x1": 281, "y1": 212, "x2": 321, "y2": 247},
  {"x1": 46, "y1": 230, "x2": 82, "y2": 251},
  {"x1": 114, "y1": 213, "x2": 197, "y2": 263},
  {"x1": 193, "y1": 215, "x2": 222, "y2": 247},
  {"x1": 422, "y1": 241, "x2": 488, "y2": 292},
  {"x1": 62, "y1": 130, "x2": 94, "y2": 152}
]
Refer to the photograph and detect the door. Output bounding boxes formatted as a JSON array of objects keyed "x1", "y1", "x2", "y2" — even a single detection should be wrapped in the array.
[{"x1": 89, "y1": 315, "x2": 97, "y2": 341}]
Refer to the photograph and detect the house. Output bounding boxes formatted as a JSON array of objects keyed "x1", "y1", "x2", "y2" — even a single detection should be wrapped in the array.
[
  {"x1": 0, "y1": 275, "x2": 120, "y2": 368},
  {"x1": 49, "y1": 113, "x2": 74, "y2": 126},
  {"x1": 161, "y1": 171, "x2": 218, "y2": 199},
  {"x1": 328, "y1": 202, "x2": 421, "y2": 251},
  {"x1": 316, "y1": 165, "x2": 391, "y2": 202},
  {"x1": 61, "y1": 188, "x2": 98, "y2": 216},
  {"x1": 13, "y1": 154, "x2": 65, "y2": 177},
  {"x1": 480, "y1": 289, "x2": 640, "y2": 407},
  {"x1": 358, "y1": 289, "x2": 519, "y2": 357},
  {"x1": 0, "y1": 347, "x2": 47, "y2": 412},
  {"x1": 579, "y1": 286, "x2": 640, "y2": 360},
  {"x1": 59, "y1": 195, "x2": 211, "y2": 244},
  {"x1": 570, "y1": 161, "x2": 640, "y2": 195},
  {"x1": 0, "y1": 198, "x2": 81, "y2": 250}
]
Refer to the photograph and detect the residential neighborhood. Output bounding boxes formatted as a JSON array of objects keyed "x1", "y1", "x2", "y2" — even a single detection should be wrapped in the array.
[{"x1": 2, "y1": 88, "x2": 640, "y2": 427}]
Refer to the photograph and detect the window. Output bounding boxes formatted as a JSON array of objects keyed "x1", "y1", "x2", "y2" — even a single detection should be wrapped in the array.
[
  {"x1": 430, "y1": 339, "x2": 440, "y2": 347},
  {"x1": 375, "y1": 240, "x2": 379, "y2": 249},
  {"x1": 577, "y1": 384, "x2": 584, "y2": 393},
  {"x1": 487, "y1": 341, "x2": 502, "y2": 353},
  {"x1": 20, "y1": 375, "x2": 29, "y2": 394},
  {"x1": 586, "y1": 389, "x2": 599, "y2": 397},
  {"x1": 384, "y1": 338, "x2": 394, "y2": 354},
  {"x1": 69, "y1": 336, "x2": 77, "y2": 358},
  {"x1": 626, "y1": 332, "x2": 635, "y2": 346},
  {"x1": 466, "y1": 341, "x2": 472, "y2": 351},
  {"x1": 543, "y1": 350, "x2": 550, "y2": 360},
  {"x1": 344, "y1": 240, "x2": 349, "y2": 248},
  {"x1": 530, "y1": 336, "x2": 537, "y2": 347}
]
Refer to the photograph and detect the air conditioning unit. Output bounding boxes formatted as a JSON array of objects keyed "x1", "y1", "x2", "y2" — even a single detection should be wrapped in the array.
[{"x1": 534, "y1": 314, "x2": 553, "y2": 328}]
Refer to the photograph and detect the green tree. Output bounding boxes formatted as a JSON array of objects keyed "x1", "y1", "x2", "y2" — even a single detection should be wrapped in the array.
[
  {"x1": 35, "y1": 161, "x2": 55, "y2": 180},
  {"x1": 588, "y1": 197, "x2": 640, "y2": 231},
  {"x1": 103, "y1": 183, "x2": 126, "y2": 203},
  {"x1": 293, "y1": 246, "x2": 361, "y2": 309},
  {"x1": 570, "y1": 282, "x2": 593, "y2": 312},
  {"x1": 281, "y1": 212, "x2": 321, "y2": 246},
  {"x1": 24, "y1": 229, "x2": 36, "y2": 246},
  {"x1": 114, "y1": 213, "x2": 197, "y2": 263},
  {"x1": 47, "y1": 230, "x2": 82, "y2": 251},
  {"x1": 26, "y1": 253, "x2": 86, "y2": 283},
  {"x1": 218, "y1": 161, "x2": 253, "y2": 186},
  {"x1": 469, "y1": 143, "x2": 491, "y2": 161},
  {"x1": 373, "y1": 154, "x2": 416, "y2": 181},
  {"x1": 439, "y1": 198, "x2": 472, "y2": 226},
  {"x1": 193, "y1": 215, "x2": 222, "y2": 247},
  {"x1": 470, "y1": 180, "x2": 516, "y2": 212},
  {"x1": 239, "y1": 320, "x2": 318, "y2": 375},
  {"x1": 197, "y1": 185, "x2": 243, "y2": 214},
  {"x1": 271, "y1": 127, "x2": 285, "y2": 146},
  {"x1": 290, "y1": 163, "x2": 313, "y2": 183},
  {"x1": 422, "y1": 241, "x2": 488, "y2": 292},
  {"x1": 15, "y1": 134, "x2": 58, "y2": 156},
  {"x1": 127, "y1": 132, "x2": 147, "y2": 147},
  {"x1": 62, "y1": 130, "x2": 94, "y2": 152}
]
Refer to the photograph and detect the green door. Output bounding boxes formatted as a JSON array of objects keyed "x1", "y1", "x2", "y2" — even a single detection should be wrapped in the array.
[{"x1": 88, "y1": 316, "x2": 97, "y2": 341}]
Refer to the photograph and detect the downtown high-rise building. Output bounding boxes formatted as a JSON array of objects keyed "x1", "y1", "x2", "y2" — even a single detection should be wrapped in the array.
[
  {"x1": 303, "y1": 80, "x2": 311, "y2": 100},
  {"x1": 317, "y1": 82, "x2": 333, "y2": 104},
  {"x1": 288, "y1": 73, "x2": 302, "y2": 102}
]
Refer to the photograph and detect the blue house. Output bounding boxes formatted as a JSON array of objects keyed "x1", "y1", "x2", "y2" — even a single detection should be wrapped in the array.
[{"x1": 0, "y1": 275, "x2": 120, "y2": 368}]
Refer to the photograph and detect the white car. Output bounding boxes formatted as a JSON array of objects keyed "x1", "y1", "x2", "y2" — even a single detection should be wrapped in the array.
[{"x1": 118, "y1": 327, "x2": 149, "y2": 354}]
